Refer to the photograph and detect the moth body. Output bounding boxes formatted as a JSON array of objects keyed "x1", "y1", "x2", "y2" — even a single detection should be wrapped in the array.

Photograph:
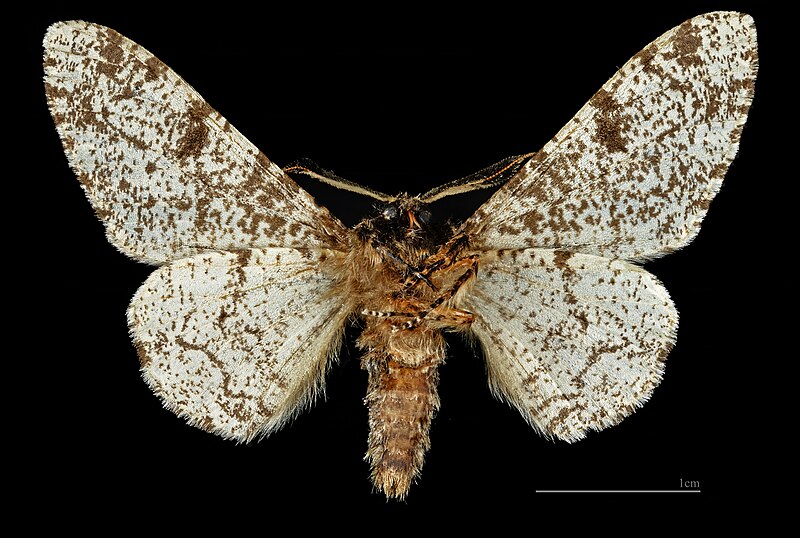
[{"x1": 348, "y1": 197, "x2": 475, "y2": 497}]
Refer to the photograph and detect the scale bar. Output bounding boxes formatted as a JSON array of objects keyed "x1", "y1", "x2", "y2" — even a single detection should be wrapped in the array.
[{"x1": 536, "y1": 490, "x2": 700, "y2": 493}]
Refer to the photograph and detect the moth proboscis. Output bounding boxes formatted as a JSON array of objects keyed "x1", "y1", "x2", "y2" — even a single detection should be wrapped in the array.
[{"x1": 43, "y1": 12, "x2": 757, "y2": 499}]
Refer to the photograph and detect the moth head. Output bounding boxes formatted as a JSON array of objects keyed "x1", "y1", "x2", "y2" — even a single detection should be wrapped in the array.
[{"x1": 379, "y1": 196, "x2": 432, "y2": 231}]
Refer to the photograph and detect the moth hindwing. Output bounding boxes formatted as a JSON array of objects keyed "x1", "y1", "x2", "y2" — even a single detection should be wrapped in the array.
[{"x1": 44, "y1": 12, "x2": 757, "y2": 499}]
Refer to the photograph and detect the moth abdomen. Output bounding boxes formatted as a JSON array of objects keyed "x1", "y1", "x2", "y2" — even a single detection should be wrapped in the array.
[{"x1": 362, "y1": 348, "x2": 443, "y2": 499}]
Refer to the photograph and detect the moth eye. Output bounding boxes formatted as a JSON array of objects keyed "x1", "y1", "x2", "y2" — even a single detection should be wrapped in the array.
[
  {"x1": 382, "y1": 205, "x2": 400, "y2": 220},
  {"x1": 417, "y1": 209, "x2": 432, "y2": 225}
]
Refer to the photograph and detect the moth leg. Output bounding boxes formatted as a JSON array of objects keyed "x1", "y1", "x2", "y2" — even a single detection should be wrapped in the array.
[
  {"x1": 402, "y1": 233, "x2": 470, "y2": 291},
  {"x1": 361, "y1": 309, "x2": 416, "y2": 319},
  {"x1": 403, "y1": 255, "x2": 479, "y2": 330},
  {"x1": 403, "y1": 306, "x2": 476, "y2": 330},
  {"x1": 361, "y1": 243, "x2": 478, "y2": 330},
  {"x1": 361, "y1": 301, "x2": 431, "y2": 334},
  {"x1": 429, "y1": 255, "x2": 479, "y2": 310},
  {"x1": 361, "y1": 296, "x2": 429, "y2": 321},
  {"x1": 371, "y1": 240, "x2": 437, "y2": 291}
]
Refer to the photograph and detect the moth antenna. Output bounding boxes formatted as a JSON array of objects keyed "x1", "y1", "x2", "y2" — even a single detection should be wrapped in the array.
[
  {"x1": 419, "y1": 153, "x2": 535, "y2": 202},
  {"x1": 284, "y1": 158, "x2": 396, "y2": 202}
]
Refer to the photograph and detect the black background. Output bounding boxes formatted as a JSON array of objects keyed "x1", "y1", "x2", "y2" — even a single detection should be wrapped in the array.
[{"x1": 14, "y1": 0, "x2": 782, "y2": 527}]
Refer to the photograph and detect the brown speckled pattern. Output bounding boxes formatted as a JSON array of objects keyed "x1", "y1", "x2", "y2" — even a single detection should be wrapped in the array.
[
  {"x1": 44, "y1": 22, "x2": 348, "y2": 265},
  {"x1": 463, "y1": 12, "x2": 757, "y2": 262},
  {"x1": 462, "y1": 249, "x2": 676, "y2": 441},
  {"x1": 44, "y1": 12, "x2": 757, "y2": 499},
  {"x1": 128, "y1": 248, "x2": 350, "y2": 442}
]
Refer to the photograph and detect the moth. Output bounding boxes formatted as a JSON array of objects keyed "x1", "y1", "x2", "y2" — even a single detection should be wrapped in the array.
[{"x1": 44, "y1": 12, "x2": 757, "y2": 499}]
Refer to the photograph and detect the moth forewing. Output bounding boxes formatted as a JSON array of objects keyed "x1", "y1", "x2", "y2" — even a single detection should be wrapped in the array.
[
  {"x1": 43, "y1": 21, "x2": 349, "y2": 265},
  {"x1": 461, "y1": 12, "x2": 757, "y2": 261}
]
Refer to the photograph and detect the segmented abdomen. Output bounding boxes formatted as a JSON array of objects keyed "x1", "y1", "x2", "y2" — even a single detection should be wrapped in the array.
[{"x1": 363, "y1": 355, "x2": 441, "y2": 499}]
